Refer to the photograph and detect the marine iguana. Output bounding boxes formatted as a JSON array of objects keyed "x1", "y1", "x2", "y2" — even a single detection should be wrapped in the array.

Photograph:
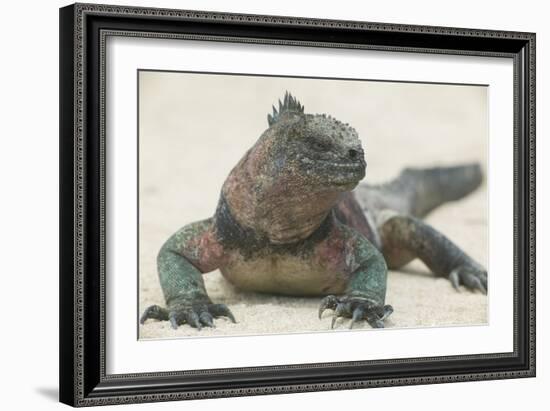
[{"x1": 140, "y1": 92, "x2": 487, "y2": 330}]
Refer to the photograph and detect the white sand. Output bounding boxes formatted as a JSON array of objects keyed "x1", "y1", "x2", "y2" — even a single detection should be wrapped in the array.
[{"x1": 138, "y1": 72, "x2": 488, "y2": 339}]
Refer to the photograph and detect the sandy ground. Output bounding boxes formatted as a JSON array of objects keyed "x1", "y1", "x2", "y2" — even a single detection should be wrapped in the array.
[{"x1": 138, "y1": 72, "x2": 488, "y2": 338}]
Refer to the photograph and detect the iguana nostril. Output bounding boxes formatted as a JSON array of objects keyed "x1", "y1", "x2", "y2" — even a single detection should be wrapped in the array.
[{"x1": 348, "y1": 149, "x2": 359, "y2": 160}]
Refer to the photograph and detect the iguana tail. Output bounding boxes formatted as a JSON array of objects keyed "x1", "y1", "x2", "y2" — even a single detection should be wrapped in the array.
[{"x1": 355, "y1": 163, "x2": 483, "y2": 219}]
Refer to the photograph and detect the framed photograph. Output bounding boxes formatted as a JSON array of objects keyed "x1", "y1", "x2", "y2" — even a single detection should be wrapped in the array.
[{"x1": 59, "y1": 3, "x2": 536, "y2": 407}]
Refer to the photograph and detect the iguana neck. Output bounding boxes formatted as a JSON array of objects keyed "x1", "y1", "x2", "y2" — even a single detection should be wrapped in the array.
[{"x1": 221, "y1": 146, "x2": 340, "y2": 245}]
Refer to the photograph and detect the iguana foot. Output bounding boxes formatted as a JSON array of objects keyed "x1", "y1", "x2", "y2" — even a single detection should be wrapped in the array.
[
  {"x1": 140, "y1": 302, "x2": 236, "y2": 330},
  {"x1": 318, "y1": 295, "x2": 393, "y2": 329},
  {"x1": 449, "y1": 264, "x2": 487, "y2": 294}
]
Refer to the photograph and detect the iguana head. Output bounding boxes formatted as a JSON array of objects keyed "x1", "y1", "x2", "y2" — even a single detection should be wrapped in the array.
[
  {"x1": 265, "y1": 92, "x2": 366, "y2": 191},
  {"x1": 221, "y1": 92, "x2": 367, "y2": 244}
]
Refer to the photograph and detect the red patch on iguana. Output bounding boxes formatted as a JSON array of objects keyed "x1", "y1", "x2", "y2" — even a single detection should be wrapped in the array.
[
  {"x1": 315, "y1": 228, "x2": 347, "y2": 274},
  {"x1": 334, "y1": 192, "x2": 376, "y2": 243},
  {"x1": 197, "y1": 230, "x2": 226, "y2": 272}
]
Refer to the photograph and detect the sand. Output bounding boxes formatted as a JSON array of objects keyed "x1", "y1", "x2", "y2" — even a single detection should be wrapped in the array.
[{"x1": 138, "y1": 72, "x2": 488, "y2": 339}]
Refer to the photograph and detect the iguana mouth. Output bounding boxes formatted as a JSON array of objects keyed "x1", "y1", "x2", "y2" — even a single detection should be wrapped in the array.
[
  {"x1": 301, "y1": 157, "x2": 365, "y2": 171},
  {"x1": 311, "y1": 158, "x2": 366, "y2": 188},
  {"x1": 330, "y1": 172, "x2": 365, "y2": 187},
  {"x1": 326, "y1": 161, "x2": 365, "y2": 170}
]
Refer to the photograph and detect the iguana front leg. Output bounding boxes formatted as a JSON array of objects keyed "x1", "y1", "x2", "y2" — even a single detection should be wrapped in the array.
[
  {"x1": 140, "y1": 218, "x2": 235, "y2": 330},
  {"x1": 380, "y1": 213, "x2": 487, "y2": 293},
  {"x1": 319, "y1": 226, "x2": 393, "y2": 329}
]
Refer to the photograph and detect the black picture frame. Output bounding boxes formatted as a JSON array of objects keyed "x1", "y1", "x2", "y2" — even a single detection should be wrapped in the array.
[{"x1": 59, "y1": 3, "x2": 536, "y2": 407}]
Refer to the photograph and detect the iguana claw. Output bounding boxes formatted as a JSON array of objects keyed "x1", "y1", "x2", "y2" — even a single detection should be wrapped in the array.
[
  {"x1": 139, "y1": 304, "x2": 168, "y2": 324},
  {"x1": 449, "y1": 265, "x2": 487, "y2": 294},
  {"x1": 318, "y1": 295, "x2": 339, "y2": 319},
  {"x1": 319, "y1": 295, "x2": 393, "y2": 329},
  {"x1": 140, "y1": 302, "x2": 236, "y2": 330}
]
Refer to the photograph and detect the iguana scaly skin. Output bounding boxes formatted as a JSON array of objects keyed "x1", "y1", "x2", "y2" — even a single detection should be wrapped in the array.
[{"x1": 140, "y1": 92, "x2": 487, "y2": 330}]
